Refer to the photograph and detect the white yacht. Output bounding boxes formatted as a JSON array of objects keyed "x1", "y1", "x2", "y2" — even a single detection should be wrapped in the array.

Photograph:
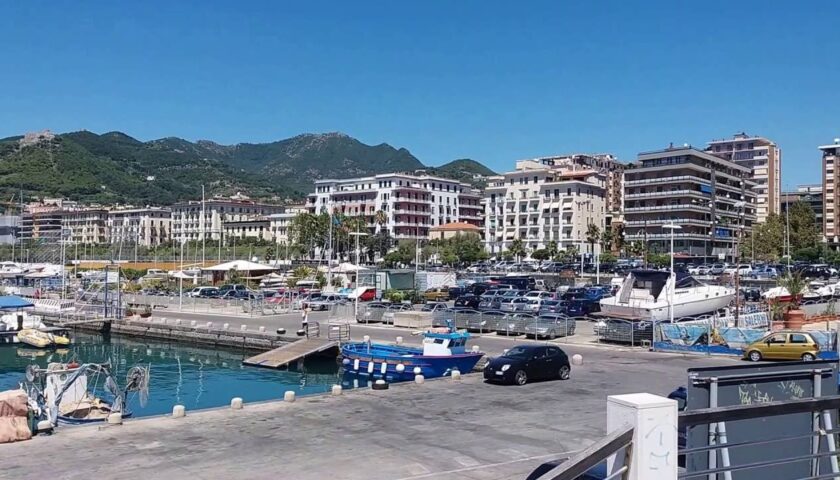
[{"x1": 598, "y1": 270, "x2": 735, "y2": 321}]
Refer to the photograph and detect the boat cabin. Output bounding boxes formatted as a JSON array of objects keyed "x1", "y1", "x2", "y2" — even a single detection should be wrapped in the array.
[{"x1": 422, "y1": 330, "x2": 471, "y2": 356}]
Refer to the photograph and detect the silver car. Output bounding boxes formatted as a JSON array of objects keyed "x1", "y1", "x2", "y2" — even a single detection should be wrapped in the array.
[
  {"x1": 523, "y1": 314, "x2": 576, "y2": 339},
  {"x1": 500, "y1": 297, "x2": 531, "y2": 313},
  {"x1": 495, "y1": 313, "x2": 533, "y2": 336},
  {"x1": 466, "y1": 310, "x2": 504, "y2": 333}
]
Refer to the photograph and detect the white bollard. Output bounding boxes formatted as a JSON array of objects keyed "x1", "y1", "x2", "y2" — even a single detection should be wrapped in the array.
[
  {"x1": 415, "y1": 374, "x2": 425, "y2": 384},
  {"x1": 190, "y1": 320, "x2": 197, "y2": 327},
  {"x1": 230, "y1": 397, "x2": 243, "y2": 410},
  {"x1": 331, "y1": 385, "x2": 342, "y2": 396},
  {"x1": 284, "y1": 391, "x2": 296, "y2": 402},
  {"x1": 395, "y1": 364, "x2": 405, "y2": 373},
  {"x1": 572, "y1": 354, "x2": 583, "y2": 366},
  {"x1": 451, "y1": 370, "x2": 462, "y2": 381},
  {"x1": 259, "y1": 326, "x2": 266, "y2": 333},
  {"x1": 472, "y1": 345, "x2": 480, "y2": 353},
  {"x1": 607, "y1": 393, "x2": 677, "y2": 480},
  {"x1": 395, "y1": 336, "x2": 403, "y2": 345},
  {"x1": 363, "y1": 335, "x2": 370, "y2": 343},
  {"x1": 241, "y1": 324, "x2": 248, "y2": 331},
  {"x1": 223, "y1": 323, "x2": 230, "y2": 330},
  {"x1": 206, "y1": 322, "x2": 213, "y2": 329},
  {"x1": 172, "y1": 405, "x2": 186, "y2": 418},
  {"x1": 107, "y1": 412, "x2": 123, "y2": 425}
]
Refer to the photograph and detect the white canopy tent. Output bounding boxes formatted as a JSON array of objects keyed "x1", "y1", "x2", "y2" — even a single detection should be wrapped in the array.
[
  {"x1": 317, "y1": 262, "x2": 369, "y2": 274},
  {"x1": 202, "y1": 260, "x2": 275, "y2": 272}
]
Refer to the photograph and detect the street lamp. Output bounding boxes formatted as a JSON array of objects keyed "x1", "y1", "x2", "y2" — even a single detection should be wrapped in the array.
[
  {"x1": 349, "y1": 231, "x2": 369, "y2": 322},
  {"x1": 662, "y1": 223, "x2": 682, "y2": 325}
]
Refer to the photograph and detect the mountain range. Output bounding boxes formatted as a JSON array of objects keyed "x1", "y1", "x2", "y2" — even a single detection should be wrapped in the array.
[{"x1": 0, "y1": 131, "x2": 495, "y2": 207}]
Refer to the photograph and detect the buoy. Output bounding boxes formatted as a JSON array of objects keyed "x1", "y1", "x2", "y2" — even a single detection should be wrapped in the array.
[
  {"x1": 331, "y1": 385, "x2": 342, "y2": 396},
  {"x1": 230, "y1": 397, "x2": 243, "y2": 410},
  {"x1": 367, "y1": 361, "x2": 375, "y2": 374},
  {"x1": 342, "y1": 358, "x2": 351, "y2": 365},
  {"x1": 572, "y1": 354, "x2": 583, "y2": 366},
  {"x1": 259, "y1": 326, "x2": 266, "y2": 333},
  {"x1": 296, "y1": 329, "x2": 306, "y2": 336},
  {"x1": 380, "y1": 362, "x2": 388, "y2": 375},
  {"x1": 223, "y1": 323, "x2": 230, "y2": 330},
  {"x1": 472, "y1": 345, "x2": 480, "y2": 353},
  {"x1": 284, "y1": 391, "x2": 296, "y2": 402},
  {"x1": 172, "y1": 405, "x2": 186, "y2": 418},
  {"x1": 36, "y1": 420, "x2": 53, "y2": 432},
  {"x1": 451, "y1": 370, "x2": 462, "y2": 381},
  {"x1": 276, "y1": 328, "x2": 286, "y2": 335},
  {"x1": 107, "y1": 413, "x2": 122, "y2": 425},
  {"x1": 363, "y1": 335, "x2": 370, "y2": 343},
  {"x1": 395, "y1": 336, "x2": 403, "y2": 345},
  {"x1": 415, "y1": 374, "x2": 425, "y2": 384},
  {"x1": 395, "y1": 364, "x2": 405, "y2": 373},
  {"x1": 353, "y1": 359, "x2": 360, "y2": 371},
  {"x1": 373, "y1": 379, "x2": 389, "y2": 390},
  {"x1": 241, "y1": 325, "x2": 248, "y2": 331},
  {"x1": 413, "y1": 367, "x2": 421, "y2": 375}
]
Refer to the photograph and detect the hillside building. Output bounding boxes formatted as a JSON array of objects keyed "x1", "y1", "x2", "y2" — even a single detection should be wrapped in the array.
[
  {"x1": 171, "y1": 195, "x2": 284, "y2": 243},
  {"x1": 108, "y1": 207, "x2": 172, "y2": 247}
]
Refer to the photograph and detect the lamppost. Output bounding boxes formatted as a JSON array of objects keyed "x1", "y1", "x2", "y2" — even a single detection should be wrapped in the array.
[
  {"x1": 349, "y1": 231, "x2": 368, "y2": 322},
  {"x1": 662, "y1": 223, "x2": 681, "y2": 325}
]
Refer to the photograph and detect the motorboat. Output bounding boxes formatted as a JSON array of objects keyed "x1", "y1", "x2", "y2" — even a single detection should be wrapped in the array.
[
  {"x1": 22, "y1": 362, "x2": 149, "y2": 426},
  {"x1": 598, "y1": 270, "x2": 735, "y2": 321},
  {"x1": 341, "y1": 325, "x2": 484, "y2": 381}
]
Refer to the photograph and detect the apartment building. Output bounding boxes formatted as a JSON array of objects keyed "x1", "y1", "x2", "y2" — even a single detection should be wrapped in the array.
[
  {"x1": 521, "y1": 154, "x2": 624, "y2": 214},
  {"x1": 624, "y1": 146, "x2": 756, "y2": 260},
  {"x1": 222, "y1": 218, "x2": 273, "y2": 242},
  {"x1": 0, "y1": 216, "x2": 20, "y2": 245},
  {"x1": 306, "y1": 173, "x2": 479, "y2": 241},
  {"x1": 781, "y1": 184, "x2": 823, "y2": 235},
  {"x1": 171, "y1": 195, "x2": 284, "y2": 243},
  {"x1": 62, "y1": 208, "x2": 109, "y2": 244},
  {"x1": 821, "y1": 139, "x2": 840, "y2": 246},
  {"x1": 483, "y1": 160, "x2": 607, "y2": 256},
  {"x1": 108, "y1": 207, "x2": 172, "y2": 247},
  {"x1": 707, "y1": 133, "x2": 780, "y2": 223}
]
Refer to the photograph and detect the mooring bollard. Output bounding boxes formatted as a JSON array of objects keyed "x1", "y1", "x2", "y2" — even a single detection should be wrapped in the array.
[
  {"x1": 296, "y1": 329, "x2": 306, "y2": 336},
  {"x1": 190, "y1": 320, "x2": 197, "y2": 327},
  {"x1": 471, "y1": 345, "x2": 480, "y2": 353},
  {"x1": 172, "y1": 405, "x2": 186, "y2": 418},
  {"x1": 284, "y1": 391, "x2": 296, "y2": 402},
  {"x1": 363, "y1": 335, "x2": 370, "y2": 343},
  {"x1": 415, "y1": 374, "x2": 425, "y2": 384},
  {"x1": 572, "y1": 354, "x2": 583, "y2": 366},
  {"x1": 259, "y1": 326, "x2": 266, "y2": 333},
  {"x1": 451, "y1": 370, "x2": 462, "y2": 381},
  {"x1": 230, "y1": 397, "x2": 243, "y2": 410},
  {"x1": 107, "y1": 412, "x2": 123, "y2": 425},
  {"x1": 373, "y1": 379, "x2": 389, "y2": 390},
  {"x1": 395, "y1": 336, "x2": 403, "y2": 345},
  {"x1": 276, "y1": 328, "x2": 286, "y2": 335},
  {"x1": 223, "y1": 323, "x2": 230, "y2": 330},
  {"x1": 331, "y1": 385, "x2": 342, "y2": 396},
  {"x1": 241, "y1": 324, "x2": 248, "y2": 331}
]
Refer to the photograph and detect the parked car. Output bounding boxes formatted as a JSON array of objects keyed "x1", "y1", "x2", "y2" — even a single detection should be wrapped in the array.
[
  {"x1": 478, "y1": 292, "x2": 503, "y2": 310},
  {"x1": 744, "y1": 331, "x2": 820, "y2": 362},
  {"x1": 423, "y1": 287, "x2": 450, "y2": 302},
  {"x1": 495, "y1": 313, "x2": 532, "y2": 335},
  {"x1": 537, "y1": 300, "x2": 565, "y2": 315},
  {"x1": 307, "y1": 294, "x2": 345, "y2": 311},
  {"x1": 750, "y1": 265, "x2": 779, "y2": 279},
  {"x1": 799, "y1": 265, "x2": 833, "y2": 280},
  {"x1": 465, "y1": 310, "x2": 503, "y2": 332},
  {"x1": 186, "y1": 286, "x2": 218, "y2": 298},
  {"x1": 709, "y1": 263, "x2": 726, "y2": 275},
  {"x1": 522, "y1": 314, "x2": 576, "y2": 339},
  {"x1": 453, "y1": 295, "x2": 481, "y2": 309},
  {"x1": 524, "y1": 290, "x2": 554, "y2": 301},
  {"x1": 484, "y1": 345, "x2": 571, "y2": 385},
  {"x1": 500, "y1": 297, "x2": 531, "y2": 313},
  {"x1": 421, "y1": 302, "x2": 448, "y2": 312},
  {"x1": 219, "y1": 283, "x2": 248, "y2": 295}
]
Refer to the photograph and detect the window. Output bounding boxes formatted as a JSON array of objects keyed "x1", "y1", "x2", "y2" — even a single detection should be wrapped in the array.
[
  {"x1": 767, "y1": 334, "x2": 787, "y2": 344},
  {"x1": 790, "y1": 334, "x2": 809, "y2": 344}
]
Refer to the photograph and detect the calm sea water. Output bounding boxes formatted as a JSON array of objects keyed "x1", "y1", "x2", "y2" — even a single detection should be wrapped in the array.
[{"x1": 0, "y1": 332, "x2": 346, "y2": 417}]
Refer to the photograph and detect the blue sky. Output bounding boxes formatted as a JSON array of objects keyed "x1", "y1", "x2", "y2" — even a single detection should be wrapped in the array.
[{"x1": 1, "y1": 1, "x2": 838, "y2": 188}]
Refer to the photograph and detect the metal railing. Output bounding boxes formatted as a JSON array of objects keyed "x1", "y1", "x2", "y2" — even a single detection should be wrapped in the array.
[{"x1": 527, "y1": 424, "x2": 633, "y2": 480}]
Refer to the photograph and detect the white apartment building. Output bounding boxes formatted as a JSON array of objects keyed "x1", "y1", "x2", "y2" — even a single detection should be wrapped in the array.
[
  {"x1": 306, "y1": 173, "x2": 481, "y2": 241},
  {"x1": 484, "y1": 159, "x2": 607, "y2": 257},
  {"x1": 707, "y1": 133, "x2": 781, "y2": 223},
  {"x1": 171, "y1": 195, "x2": 284, "y2": 243},
  {"x1": 62, "y1": 208, "x2": 108, "y2": 245},
  {"x1": 108, "y1": 207, "x2": 171, "y2": 247},
  {"x1": 222, "y1": 218, "x2": 273, "y2": 242}
]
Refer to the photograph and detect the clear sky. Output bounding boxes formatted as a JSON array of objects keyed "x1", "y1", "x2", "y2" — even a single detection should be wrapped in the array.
[{"x1": 1, "y1": 1, "x2": 838, "y2": 187}]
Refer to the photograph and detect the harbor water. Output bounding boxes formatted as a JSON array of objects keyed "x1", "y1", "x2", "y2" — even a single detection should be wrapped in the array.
[{"x1": 0, "y1": 332, "x2": 345, "y2": 418}]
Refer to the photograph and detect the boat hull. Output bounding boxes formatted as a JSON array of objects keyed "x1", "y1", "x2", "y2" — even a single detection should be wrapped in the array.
[
  {"x1": 599, "y1": 291, "x2": 735, "y2": 321},
  {"x1": 341, "y1": 343, "x2": 483, "y2": 381}
]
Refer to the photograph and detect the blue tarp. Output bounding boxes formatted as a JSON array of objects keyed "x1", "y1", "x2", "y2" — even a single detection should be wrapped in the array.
[{"x1": 0, "y1": 296, "x2": 34, "y2": 310}]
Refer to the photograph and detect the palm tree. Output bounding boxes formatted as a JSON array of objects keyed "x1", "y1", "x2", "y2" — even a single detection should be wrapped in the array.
[
  {"x1": 546, "y1": 240, "x2": 558, "y2": 260},
  {"x1": 374, "y1": 210, "x2": 388, "y2": 232},
  {"x1": 508, "y1": 238, "x2": 526, "y2": 261},
  {"x1": 586, "y1": 223, "x2": 600, "y2": 255},
  {"x1": 600, "y1": 228, "x2": 614, "y2": 253},
  {"x1": 613, "y1": 223, "x2": 626, "y2": 256}
]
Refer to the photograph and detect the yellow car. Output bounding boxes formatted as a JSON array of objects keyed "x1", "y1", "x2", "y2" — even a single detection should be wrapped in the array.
[
  {"x1": 744, "y1": 331, "x2": 820, "y2": 362},
  {"x1": 423, "y1": 288, "x2": 450, "y2": 302}
]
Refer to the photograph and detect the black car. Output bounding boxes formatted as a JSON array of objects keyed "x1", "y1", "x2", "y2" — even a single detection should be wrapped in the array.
[
  {"x1": 484, "y1": 345, "x2": 571, "y2": 385},
  {"x1": 453, "y1": 295, "x2": 481, "y2": 309}
]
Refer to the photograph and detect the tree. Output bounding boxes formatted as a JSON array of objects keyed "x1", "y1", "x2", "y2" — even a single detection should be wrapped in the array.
[
  {"x1": 627, "y1": 241, "x2": 644, "y2": 258},
  {"x1": 531, "y1": 249, "x2": 550, "y2": 261},
  {"x1": 600, "y1": 228, "x2": 614, "y2": 253},
  {"x1": 562, "y1": 244, "x2": 579, "y2": 261},
  {"x1": 647, "y1": 253, "x2": 670, "y2": 268},
  {"x1": 365, "y1": 229, "x2": 393, "y2": 262},
  {"x1": 612, "y1": 223, "x2": 626, "y2": 255},
  {"x1": 545, "y1": 240, "x2": 558, "y2": 260},
  {"x1": 507, "y1": 238, "x2": 526, "y2": 260},
  {"x1": 374, "y1": 210, "x2": 388, "y2": 230},
  {"x1": 600, "y1": 252, "x2": 617, "y2": 264},
  {"x1": 788, "y1": 200, "x2": 819, "y2": 251},
  {"x1": 586, "y1": 223, "x2": 600, "y2": 255},
  {"x1": 743, "y1": 213, "x2": 785, "y2": 261}
]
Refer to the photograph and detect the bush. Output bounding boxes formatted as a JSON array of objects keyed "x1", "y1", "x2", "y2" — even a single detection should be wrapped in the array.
[{"x1": 384, "y1": 289, "x2": 404, "y2": 303}]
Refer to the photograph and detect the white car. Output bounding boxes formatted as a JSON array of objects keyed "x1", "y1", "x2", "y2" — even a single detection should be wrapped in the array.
[
  {"x1": 724, "y1": 264, "x2": 752, "y2": 276},
  {"x1": 524, "y1": 290, "x2": 554, "y2": 301}
]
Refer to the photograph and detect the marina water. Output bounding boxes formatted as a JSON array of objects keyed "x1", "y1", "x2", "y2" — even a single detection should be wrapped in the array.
[{"x1": 0, "y1": 332, "x2": 345, "y2": 417}]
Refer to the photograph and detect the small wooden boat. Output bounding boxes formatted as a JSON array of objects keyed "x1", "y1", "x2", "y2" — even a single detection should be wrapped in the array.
[{"x1": 16, "y1": 329, "x2": 52, "y2": 348}]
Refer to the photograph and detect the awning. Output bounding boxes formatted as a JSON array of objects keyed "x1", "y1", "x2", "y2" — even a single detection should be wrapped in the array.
[
  {"x1": 0, "y1": 296, "x2": 34, "y2": 310},
  {"x1": 202, "y1": 260, "x2": 275, "y2": 272}
]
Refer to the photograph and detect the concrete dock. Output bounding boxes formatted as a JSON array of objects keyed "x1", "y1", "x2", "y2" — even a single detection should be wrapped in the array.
[{"x1": 2, "y1": 349, "x2": 735, "y2": 480}]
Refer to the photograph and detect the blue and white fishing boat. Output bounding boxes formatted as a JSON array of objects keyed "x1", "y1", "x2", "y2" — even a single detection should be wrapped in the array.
[{"x1": 341, "y1": 325, "x2": 484, "y2": 381}]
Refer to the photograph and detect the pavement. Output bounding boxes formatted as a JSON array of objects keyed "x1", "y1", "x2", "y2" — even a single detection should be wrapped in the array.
[{"x1": 2, "y1": 349, "x2": 737, "y2": 480}]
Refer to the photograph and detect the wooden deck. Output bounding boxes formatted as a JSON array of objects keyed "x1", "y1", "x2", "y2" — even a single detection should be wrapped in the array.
[{"x1": 242, "y1": 338, "x2": 339, "y2": 369}]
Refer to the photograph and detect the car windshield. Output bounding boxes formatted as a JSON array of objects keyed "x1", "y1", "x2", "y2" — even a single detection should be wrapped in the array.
[{"x1": 503, "y1": 346, "x2": 533, "y2": 359}]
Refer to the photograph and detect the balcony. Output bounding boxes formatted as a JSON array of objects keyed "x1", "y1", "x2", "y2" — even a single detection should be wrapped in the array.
[{"x1": 393, "y1": 209, "x2": 430, "y2": 216}]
